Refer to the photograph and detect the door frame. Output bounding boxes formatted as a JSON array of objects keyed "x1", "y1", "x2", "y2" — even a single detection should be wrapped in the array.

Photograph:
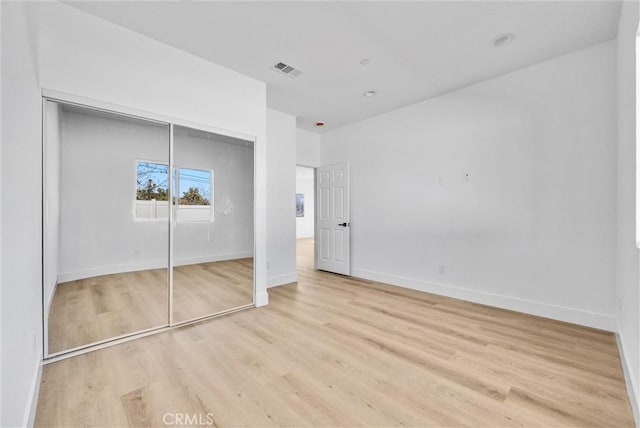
[{"x1": 295, "y1": 164, "x2": 318, "y2": 269}]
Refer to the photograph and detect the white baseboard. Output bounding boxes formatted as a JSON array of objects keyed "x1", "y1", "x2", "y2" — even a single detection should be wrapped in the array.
[
  {"x1": 255, "y1": 292, "x2": 269, "y2": 307},
  {"x1": 58, "y1": 252, "x2": 253, "y2": 283},
  {"x1": 616, "y1": 326, "x2": 639, "y2": 426},
  {"x1": 267, "y1": 272, "x2": 298, "y2": 288},
  {"x1": 352, "y1": 268, "x2": 617, "y2": 331},
  {"x1": 24, "y1": 353, "x2": 43, "y2": 427}
]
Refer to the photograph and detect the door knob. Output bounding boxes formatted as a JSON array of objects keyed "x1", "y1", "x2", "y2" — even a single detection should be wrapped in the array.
[{"x1": 338, "y1": 222, "x2": 350, "y2": 227}]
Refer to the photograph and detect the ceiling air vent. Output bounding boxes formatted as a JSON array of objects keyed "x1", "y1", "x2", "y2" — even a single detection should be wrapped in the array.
[{"x1": 272, "y1": 61, "x2": 302, "y2": 78}]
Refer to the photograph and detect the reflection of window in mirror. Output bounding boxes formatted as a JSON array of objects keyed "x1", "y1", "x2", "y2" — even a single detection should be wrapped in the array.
[
  {"x1": 176, "y1": 167, "x2": 214, "y2": 222},
  {"x1": 135, "y1": 161, "x2": 169, "y2": 220},
  {"x1": 135, "y1": 160, "x2": 214, "y2": 222}
]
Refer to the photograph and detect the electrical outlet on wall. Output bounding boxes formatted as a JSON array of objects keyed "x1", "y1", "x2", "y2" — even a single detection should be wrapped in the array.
[
  {"x1": 464, "y1": 172, "x2": 470, "y2": 182},
  {"x1": 438, "y1": 265, "x2": 445, "y2": 274},
  {"x1": 437, "y1": 176, "x2": 444, "y2": 186}
]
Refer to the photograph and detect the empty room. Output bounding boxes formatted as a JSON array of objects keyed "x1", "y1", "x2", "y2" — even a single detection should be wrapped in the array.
[{"x1": 1, "y1": 1, "x2": 640, "y2": 427}]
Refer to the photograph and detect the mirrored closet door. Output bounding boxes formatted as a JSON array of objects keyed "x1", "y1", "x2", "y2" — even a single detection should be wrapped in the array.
[
  {"x1": 43, "y1": 97, "x2": 255, "y2": 357},
  {"x1": 44, "y1": 100, "x2": 170, "y2": 355},
  {"x1": 172, "y1": 126, "x2": 255, "y2": 323}
]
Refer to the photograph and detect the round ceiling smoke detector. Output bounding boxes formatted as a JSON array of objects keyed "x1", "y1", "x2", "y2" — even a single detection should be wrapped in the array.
[
  {"x1": 491, "y1": 33, "x2": 515, "y2": 48},
  {"x1": 363, "y1": 90, "x2": 377, "y2": 97},
  {"x1": 315, "y1": 121, "x2": 325, "y2": 128}
]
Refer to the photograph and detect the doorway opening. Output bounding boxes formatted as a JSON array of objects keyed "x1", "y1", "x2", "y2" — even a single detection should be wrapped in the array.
[{"x1": 296, "y1": 165, "x2": 315, "y2": 272}]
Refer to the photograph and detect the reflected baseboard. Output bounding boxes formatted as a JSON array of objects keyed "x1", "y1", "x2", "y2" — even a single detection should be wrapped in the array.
[{"x1": 58, "y1": 252, "x2": 253, "y2": 283}]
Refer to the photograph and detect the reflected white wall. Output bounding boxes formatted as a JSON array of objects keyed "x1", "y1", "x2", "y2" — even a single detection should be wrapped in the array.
[{"x1": 57, "y1": 108, "x2": 254, "y2": 282}]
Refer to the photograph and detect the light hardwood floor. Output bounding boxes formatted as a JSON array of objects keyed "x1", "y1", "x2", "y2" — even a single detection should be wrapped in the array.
[
  {"x1": 48, "y1": 259, "x2": 253, "y2": 354},
  {"x1": 36, "y1": 239, "x2": 634, "y2": 427}
]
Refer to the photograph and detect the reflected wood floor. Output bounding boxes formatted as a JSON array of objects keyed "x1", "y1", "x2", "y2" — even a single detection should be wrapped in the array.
[
  {"x1": 48, "y1": 259, "x2": 253, "y2": 354},
  {"x1": 36, "y1": 239, "x2": 634, "y2": 427},
  {"x1": 173, "y1": 258, "x2": 253, "y2": 323}
]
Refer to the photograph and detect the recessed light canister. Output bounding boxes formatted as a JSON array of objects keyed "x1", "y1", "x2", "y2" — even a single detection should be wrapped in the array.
[{"x1": 363, "y1": 90, "x2": 377, "y2": 97}]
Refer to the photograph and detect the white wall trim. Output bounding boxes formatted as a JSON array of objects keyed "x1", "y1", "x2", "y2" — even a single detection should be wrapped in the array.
[
  {"x1": 42, "y1": 89, "x2": 258, "y2": 144},
  {"x1": 24, "y1": 355, "x2": 43, "y2": 428},
  {"x1": 58, "y1": 252, "x2": 253, "y2": 283},
  {"x1": 352, "y1": 268, "x2": 618, "y2": 331},
  {"x1": 616, "y1": 326, "x2": 639, "y2": 426},
  {"x1": 267, "y1": 272, "x2": 298, "y2": 288},
  {"x1": 255, "y1": 292, "x2": 269, "y2": 307}
]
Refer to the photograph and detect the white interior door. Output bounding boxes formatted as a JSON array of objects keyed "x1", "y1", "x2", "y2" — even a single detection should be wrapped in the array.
[{"x1": 316, "y1": 162, "x2": 350, "y2": 275}]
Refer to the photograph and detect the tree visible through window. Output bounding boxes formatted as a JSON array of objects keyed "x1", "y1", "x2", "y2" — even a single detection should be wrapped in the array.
[
  {"x1": 137, "y1": 162, "x2": 169, "y2": 202},
  {"x1": 135, "y1": 161, "x2": 213, "y2": 221}
]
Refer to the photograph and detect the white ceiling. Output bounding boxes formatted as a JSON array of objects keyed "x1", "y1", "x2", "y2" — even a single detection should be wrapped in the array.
[{"x1": 67, "y1": 1, "x2": 621, "y2": 133}]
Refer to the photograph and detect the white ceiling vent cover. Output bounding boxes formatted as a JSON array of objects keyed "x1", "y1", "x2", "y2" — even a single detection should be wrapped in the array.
[{"x1": 272, "y1": 61, "x2": 302, "y2": 78}]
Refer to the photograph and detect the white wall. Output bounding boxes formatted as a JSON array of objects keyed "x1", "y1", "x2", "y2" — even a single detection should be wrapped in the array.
[
  {"x1": 321, "y1": 41, "x2": 618, "y2": 330},
  {"x1": 56, "y1": 108, "x2": 254, "y2": 282},
  {"x1": 616, "y1": 0, "x2": 640, "y2": 419},
  {"x1": 296, "y1": 166, "x2": 315, "y2": 239},
  {"x1": 36, "y1": 1, "x2": 268, "y2": 305},
  {"x1": 296, "y1": 128, "x2": 320, "y2": 167},
  {"x1": 2, "y1": 1, "x2": 269, "y2": 425},
  {"x1": 266, "y1": 109, "x2": 297, "y2": 287},
  {"x1": 1, "y1": 4, "x2": 3, "y2": 425},
  {"x1": 1, "y1": 3, "x2": 43, "y2": 427},
  {"x1": 38, "y1": 5, "x2": 265, "y2": 139}
]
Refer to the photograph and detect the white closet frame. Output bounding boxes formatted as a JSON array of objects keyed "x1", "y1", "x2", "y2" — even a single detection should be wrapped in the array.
[{"x1": 42, "y1": 89, "x2": 257, "y2": 362}]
